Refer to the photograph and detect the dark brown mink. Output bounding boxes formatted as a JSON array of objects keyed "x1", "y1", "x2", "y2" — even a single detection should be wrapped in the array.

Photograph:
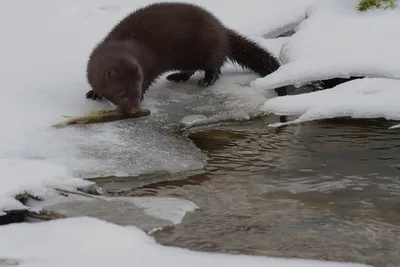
[{"x1": 85, "y1": 2, "x2": 287, "y2": 114}]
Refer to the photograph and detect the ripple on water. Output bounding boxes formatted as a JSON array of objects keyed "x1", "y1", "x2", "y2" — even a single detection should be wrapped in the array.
[{"x1": 98, "y1": 118, "x2": 400, "y2": 267}]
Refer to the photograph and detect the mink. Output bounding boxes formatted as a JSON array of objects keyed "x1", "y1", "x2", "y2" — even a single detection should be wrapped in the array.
[{"x1": 86, "y1": 2, "x2": 287, "y2": 114}]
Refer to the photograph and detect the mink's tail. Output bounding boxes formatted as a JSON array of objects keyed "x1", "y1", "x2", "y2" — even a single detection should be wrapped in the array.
[{"x1": 226, "y1": 28, "x2": 287, "y2": 97}]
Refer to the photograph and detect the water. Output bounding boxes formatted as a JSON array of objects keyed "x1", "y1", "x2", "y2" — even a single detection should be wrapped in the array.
[{"x1": 94, "y1": 117, "x2": 400, "y2": 267}]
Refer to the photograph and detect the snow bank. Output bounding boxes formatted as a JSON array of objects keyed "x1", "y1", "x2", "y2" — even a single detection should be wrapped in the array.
[
  {"x1": 251, "y1": 0, "x2": 400, "y2": 90},
  {"x1": 159, "y1": 0, "x2": 316, "y2": 38},
  {"x1": 251, "y1": 0, "x2": 400, "y2": 126},
  {"x1": 0, "y1": 217, "x2": 372, "y2": 267},
  {"x1": 262, "y1": 78, "x2": 400, "y2": 127},
  {"x1": 0, "y1": 158, "x2": 91, "y2": 216}
]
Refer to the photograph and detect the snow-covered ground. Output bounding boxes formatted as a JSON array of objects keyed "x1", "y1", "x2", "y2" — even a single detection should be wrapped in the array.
[
  {"x1": 263, "y1": 78, "x2": 400, "y2": 128},
  {"x1": 253, "y1": 0, "x2": 400, "y2": 127},
  {"x1": 0, "y1": 0, "x2": 394, "y2": 266},
  {"x1": 0, "y1": 217, "x2": 372, "y2": 267}
]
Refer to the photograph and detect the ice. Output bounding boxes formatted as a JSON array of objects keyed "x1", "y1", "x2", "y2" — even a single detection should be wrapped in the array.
[
  {"x1": 0, "y1": 217, "x2": 372, "y2": 267},
  {"x1": 262, "y1": 78, "x2": 400, "y2": 127},
  {"x1": 389, "y1": 124, "x2": 400, "y2": 130},
  {"x1": 181, "y1": 115, "x2": 210, "y2": 127},
  {"x1": 251, "y1": 0, "x2": 400, "y2": 90},
  {"x1": 181, "y1": 110, "x2": 252, "y2": 128},
  {"x1": 0, "y1": 158, "x2": 92, "y2": 215},
  {"x1": 251, "y1": 0, "x2": 400, "y2": 127},
  {"x1": 128, "y1": 196, "x2": 199, "y2": 224},
  {"x1": 26, "y1": 192, "x2": 198, "y2": 232}
]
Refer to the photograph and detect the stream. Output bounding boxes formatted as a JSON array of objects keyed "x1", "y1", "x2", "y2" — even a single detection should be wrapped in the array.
[{"x1": 45, "y1": 116, "x2": 400, "y2": 267}]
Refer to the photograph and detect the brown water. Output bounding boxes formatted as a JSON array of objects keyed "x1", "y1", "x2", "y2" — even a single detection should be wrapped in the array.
[{"x1": 95, "y1": 117, "x2": 400, "y2": 267}]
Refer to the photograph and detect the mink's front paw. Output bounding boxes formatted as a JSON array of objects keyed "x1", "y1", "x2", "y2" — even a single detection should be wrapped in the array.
[{"x1": 86, "y1": 90, "x2": 103, "y2": 100}]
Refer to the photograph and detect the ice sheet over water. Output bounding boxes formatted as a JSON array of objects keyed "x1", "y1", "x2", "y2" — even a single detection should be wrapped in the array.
[{"x1": 27, "y1": 191, "x2": 199, "y2": 232}]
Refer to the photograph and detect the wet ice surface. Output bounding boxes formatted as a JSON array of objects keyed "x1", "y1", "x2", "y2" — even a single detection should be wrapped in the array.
[
  {"x1": 28, "y1": 192, "x2": 198, "y2": 233},
  {"x1": 40, "y1": 68, "x2": 278, "y2": 179}
]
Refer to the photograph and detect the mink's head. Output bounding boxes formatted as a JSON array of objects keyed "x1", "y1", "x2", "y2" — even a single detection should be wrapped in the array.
[{"x1": 94, "y1": 56, "x2": 144, "y2": 114}]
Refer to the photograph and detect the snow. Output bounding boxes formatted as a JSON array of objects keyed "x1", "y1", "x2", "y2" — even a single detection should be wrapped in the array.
[
  {"x1": 158, "y1": 0, "x2": 316, "y2": 38},
  {"x1": 0, "y1": 217, "x2": 372, "y2": 267},
  {"x1": 252, "y1": 0, "x2": 400, "y2": 90},
  {"x1": 0, "y1": 0, "x2": 313, "y2": 213},
  {"x1": 251, "y1": 0, "x2": 400, "y2": 127},
  {"x1": 263, "y1": 78, "x2": 400, "y2": 127},
  {"x1": 0, "y1": 158, "x2": 92, "y2": 216}
]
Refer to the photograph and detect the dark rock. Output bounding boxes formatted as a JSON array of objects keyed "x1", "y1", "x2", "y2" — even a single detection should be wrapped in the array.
[{"x1": 0, "y1": 210, "x2": 28, "y2": 225}]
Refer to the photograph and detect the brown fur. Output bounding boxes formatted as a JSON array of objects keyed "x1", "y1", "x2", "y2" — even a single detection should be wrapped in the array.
[{"x1": 86, "y1": 2, "x2": 286, "y2": 113}]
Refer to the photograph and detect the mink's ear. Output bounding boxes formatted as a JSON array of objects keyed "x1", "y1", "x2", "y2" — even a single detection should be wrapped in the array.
[{"x1": 104, "y1": 68, "x2": 119, "y2": 80}]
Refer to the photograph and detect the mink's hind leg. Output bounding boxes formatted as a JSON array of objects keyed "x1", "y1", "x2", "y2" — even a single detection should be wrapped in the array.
[
  {"x1": 86, "y1": 90, "x2": 103, "y2": 100},
  {"x1": 166, "y1": 70, "x2": 195, "y2": 83},
  {"x1": 197, "y1": 68, "x2": 221, "y2": 88}
]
